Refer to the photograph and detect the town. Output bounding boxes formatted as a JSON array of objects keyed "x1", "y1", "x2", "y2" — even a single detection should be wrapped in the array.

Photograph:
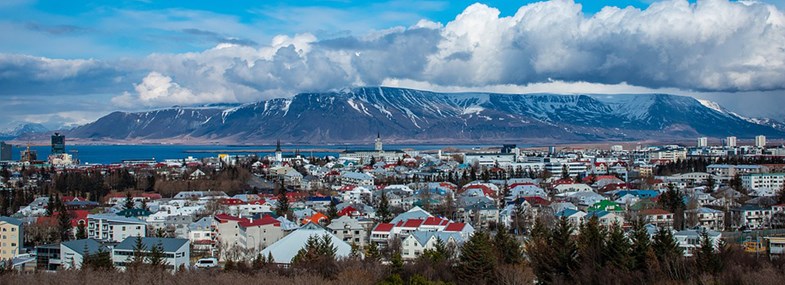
[{"x1": 0, "y1": 133, "x2": 784, "y2": 284}]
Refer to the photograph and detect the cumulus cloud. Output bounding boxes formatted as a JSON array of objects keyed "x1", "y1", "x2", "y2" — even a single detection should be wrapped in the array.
[{"x1": 2, "y1": 0, "x2": 785, "y2": 113}]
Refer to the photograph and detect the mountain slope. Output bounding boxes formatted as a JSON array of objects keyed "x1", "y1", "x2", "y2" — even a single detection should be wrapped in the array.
[{"x1": 58, "y1": 87, "x2": 785, "y2": 143}]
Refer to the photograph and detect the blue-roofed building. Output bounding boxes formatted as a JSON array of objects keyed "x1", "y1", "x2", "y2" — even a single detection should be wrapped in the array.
[
  {"x1": 112, "y1": 237, "x2": 190, "y2": 272},
  {"x1": 555, "y1": 209, "x2": 587, "y2": 227},
  {"x1": 390, "y1": 206, "x2": 433, "y2": 224},
  {"x1": 60, "y1": 239, "x2": 109, "y2": 270}
]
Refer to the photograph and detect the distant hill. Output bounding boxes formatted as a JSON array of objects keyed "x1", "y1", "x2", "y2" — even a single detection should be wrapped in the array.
[
  {"x1": 51, "y1": 87, "x2": 785, "y2": 144},
  {"x1": 0, "y1": 123, "x2": 49, "y2": 140}
]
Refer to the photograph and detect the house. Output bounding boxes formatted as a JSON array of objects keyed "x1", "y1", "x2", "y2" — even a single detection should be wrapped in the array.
[
  {"x1": 585, "y1": 211, "x2": 625, "y2": 227},
  {"x1": 326, "y1": 216, "x2": 368, "y2": 247},
  {"x1": 587, "y1": 200, "x2": 624, "y2": 212},
  {"x1": 401, "y1": 231, "x2": 463, "y2": 260},
  {"x1": 639, "y1": 209, "x2": 675, "y2": 229},
  {"x1": 685, "y1": 207, "x2": 725, "y2": 231},
  {"x1": 370, "y1": 223, "x2": 394, "y2": 245},
  {"x1": 188, "y1": 217, "x2": 215, "y2": 252},
  {"x1": 87, "y1": 214, "x2": 146, "y2": 242},
  {"x1": 112, "y1": 237, "x2": 190, "y2": 272},
  {"x1": 555, "y1": 209, "x2": 587, "y2": 228},
  {"x1": 766, "y1": 237, "x2": 785, "y2": 257},
  {"x1": 731, "y1": 205, "x2": 772, "y2": 230},
  {"x1": 461, "y1": 201, "x2": 499, "y2": 230},
  {"x1": 238, "y1": 215, "x2": 284, "y2": 250},
  {"x1": 60, "y1": 239, "x2": 106, "y2": 270},
  {"x1": 341, "y1": 172, "x2": 374, "y2": 186},
  {"x1": 0, "y1": 216, "x2": 23, "y2": 260},
  {"x1": 261, "y1": 222, "x2": 355, "y2": 265},
  {"x1": 674, "y1": 229, "x2": 721, "y2": 257}
]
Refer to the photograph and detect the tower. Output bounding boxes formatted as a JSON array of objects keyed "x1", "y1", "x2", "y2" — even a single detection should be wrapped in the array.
[
  {"x1": 51, "y1": 132, "x2": 65, "y2": 154},
  {"x1": 374, "y1": 132, "x2": 383, "y2": 152},
  {"x1": 755, "y1": 135, "x2": 766, "y2": 148},
  {"x1": 275, "y1": 139, "x2": 282, "y2": 163}
]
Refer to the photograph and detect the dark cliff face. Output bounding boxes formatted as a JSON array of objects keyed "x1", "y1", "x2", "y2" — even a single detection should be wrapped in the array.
[{"x1": 60, "y1": 87, "x2": 785, "y2": 143}]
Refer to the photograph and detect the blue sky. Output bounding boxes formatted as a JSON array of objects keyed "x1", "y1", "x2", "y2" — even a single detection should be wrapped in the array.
[
  {"x1": 1, "y1": 0, "x2": 784, "y2": 129},
  {"x1": 0, "y1": 0, "x2": 661, "y2": 58}
]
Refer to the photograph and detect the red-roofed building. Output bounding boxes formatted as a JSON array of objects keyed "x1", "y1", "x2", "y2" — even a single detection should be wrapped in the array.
[
  {"x1": 371, "y1": 223, "x2": 394, "y2": 244},
  {"x1": 36, "y1": 210, "x2": 90, "y2": 238},
  {"x1": 639, "y1": 208, "x2": 674, "y2": 228}
]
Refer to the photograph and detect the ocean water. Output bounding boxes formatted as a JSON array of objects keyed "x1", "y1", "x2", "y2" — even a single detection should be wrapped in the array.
[{"x1": 8, "y1": 144, "x2": 499, "y2": 165}]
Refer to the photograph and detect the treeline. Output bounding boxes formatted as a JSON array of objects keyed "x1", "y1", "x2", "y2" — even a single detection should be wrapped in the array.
[{"x1": 655, "y1": 156, "x2": 785, "y2": 176}]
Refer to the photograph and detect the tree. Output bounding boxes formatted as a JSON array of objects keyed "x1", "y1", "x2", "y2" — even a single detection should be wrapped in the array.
[
  {"x1": 603, "y1": 222, "x2": 632, "y2": 270},
  {"x1": 128, "y1": 235, "x2": 147, "y2": 268},
  {"x1": 659, "y1": 184, "x2": 685, "y2": 230},
  {"x1": 327, "y1": 197, "x2": 338, "y2": 219},
  {"x1": 140, "y1": 198, "x2": 149, "y2": 212},
  {"x1": 148, "y1": 241, "x2": 168, "y2": 269},
  {"x1": 493, "y1": 224, "x2": 522, "y2": 265},
  {"x1": 695, "y1": 230, "x2": 721, "y2": 274},
  {"x1": 652, "y1": 227, "x2": 681, "y2": 263},
  {"x1": 455, "y1": 231, "x2": 496, "y2": 284},
  {"x1": 577, "y1": 215, "x2": 606, "y2": 268},
  {"x1": 57, "y1": 204, "x2": 73, "y2": 242},
  {"x1": 82, "y1": 249, "x2": 114, "y2": 271},
  {"x1": 561, "y1": 164, "x2": 570, "y2": 179},
  {"x1": 275, "y1": 186, "x2": 289, "y2": 218},
  {"x1": 365, "y1": 241, "x2": 381, "y2": 262},
  {"x1": 706, "y1": 175, "x2": 716, "y2": 192},
  {"x1": 777, "y1": 182, "x2": 785, "y2": 205},
  {"x1": 729, "y1": 173, "x2": 745, "y2": 194},
  {"x1": 46, "y1": 195, "x2": 56, "y2": 216},
  {"x1": 252, "y1": 252, "x2": 266, "y2": 269},
  {"x1": 75, "y1": 222, "x2": 87, "y2": 240},
  {"x1": 377, "y1": 190, "x2": 391, "y2": 223},
  {"x1": 629, "y1": 218, "x2": 653, "y2": 272},
  {"x1": 124, "y1": 191, "x2": 135, "y2": 210},
  {"x1": 422, "y1": 237, "x2": 449, "y2": 263}
]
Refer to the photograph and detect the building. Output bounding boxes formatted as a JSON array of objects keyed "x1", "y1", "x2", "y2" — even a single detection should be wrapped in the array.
[
  {"x1": 112, "y1": 237, "x2": 190, "y2": 272},
  {"x1": 706, "y1": 164, "x2": 767, "y2": 180},
  {"x1": 87, "y1": 214, "x2": 147, "y2": 242},
  {"x1": 60, "y1": 239, "x2": 105, "y2": 270},
  {"x1": 51, "y1": 133, "x2": 65, "y2": 154},
  {"x1": 340, "y1": 134, "x2": 405, "y2": 164},
  {"x1": 766, "y1": 237, "x2": 785, "y2": 257},
  {"x1": 686, "y1": 207, "x2": 725, "y2": 231},
  {"x1": 741, "y1": 173, "x2": 785, "y2": 193},
  {"x1": 697, "y1": 137, "x2": 708, "y2": 148},
  {"x1": 639, "y1": 209, "x2": 674, "y2": 229},
  {"x1": 725, "y1": 136, "x2": 737, "y2": 148},
  {"x1": 238, "y1": 215, "x2": 284, "y2": 250},
  {"x1": 341, "y1": 172, "x2": 374, "y2": 187},
  {"x1": 0, "y1": 142, "x2": 11, "y2": 161},
  {"x1": 674, "y1": 229, "x2": 721, "y2": 257},
  {"x1": 0, "y1": 216, "x2": 23, "y2": 259},
  {"x1": 401, "y1": 231, "x2": 463, "y2": 260},
  {"x1": 756, "y1": 135, "x2": 767, "y2": 148},
  {"x1": 326, "y1": 216, "x2": 368, "y2": 247},
  {"x1": 261, "y1": 222, "x2": 355, "y2": 264},
  {"x1": 731, "y1": 205, "x2": 772, "y2": 230},
  {"x1": 647, "y1": 149, "x2": 687, "y2": 162}
]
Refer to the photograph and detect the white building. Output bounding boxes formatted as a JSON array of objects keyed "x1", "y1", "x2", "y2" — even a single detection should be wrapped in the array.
[
  {"x1": 401, "y1": 231, "x2": 463, "y2": 260},
  {"x1": 87, "y1": 214, "x2": 146, "y2": 242},
  {"x1": 112, "y1": 237, "x2": 190, "y2": 272},
  {"x1": 697, "y1": 137, "x2": 708, "y2": 148},
  {"x1": 756, "y1": 135, "x2": 767, "y2": 148},
  {"x1": 725, "y1": 136, "x2": 737, "y2": 148},
  {"x1": 261, "y1": 222, "x2": 355, "y2": 264},
  {"x1": 742, "y1": 173, "x2": 785, "y2": 193},
  {"x1": 341, "y1": 172, "x2": 374, "y2": 187},
  {"x1": 674, "y1": 229, "x2": 721, "y2": 257},
  {"x1": 326, "y1": 216, "x2": 368, "y2": 247},
  {"x1": 60, "y1": 239, "x2": 105, "y2": 270}
]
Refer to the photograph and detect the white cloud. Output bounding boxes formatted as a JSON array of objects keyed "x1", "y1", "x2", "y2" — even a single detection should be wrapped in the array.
[{"x1": 3, "y1": 0, "x2": 785, "y2": 120}]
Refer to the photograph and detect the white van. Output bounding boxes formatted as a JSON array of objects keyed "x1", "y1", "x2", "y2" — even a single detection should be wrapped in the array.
[{"x1": 195, "y1": 257, "x2": 219, "y2": 268}]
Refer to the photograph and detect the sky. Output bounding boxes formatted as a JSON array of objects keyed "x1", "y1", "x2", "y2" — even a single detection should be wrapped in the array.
[{"x1": 1, "y1": 0, "x2": 785, "y2": 130}]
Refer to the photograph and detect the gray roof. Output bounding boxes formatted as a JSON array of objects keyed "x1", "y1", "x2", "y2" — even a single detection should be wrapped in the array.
[
  {"x1": 61, "y1": 239, "x2": 104, "y2": 255},
  {"x1": 261, "y1": 223, "x2": 354, "y2": 264},
  {"x1": 114, "y1": 237, "x2": 189, "y2": 252},
  {"x1": 88, "y1": 214, "x2": 147, "y2": 224},
  {"x1": 0, "y1": 216, "x2": 23, "y2": 226},
  {"x1": 410, "y1": 231, "x2": 463, "y2": 246},
  {"x1": 390, "y1": 206, "x2": 432, "y2": 223}
]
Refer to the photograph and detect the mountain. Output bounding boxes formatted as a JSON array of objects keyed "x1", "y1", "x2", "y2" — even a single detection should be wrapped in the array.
[
  {"x1": 0, "y1": 123, "x2": 49, "y2": 139},
  {"x1": 61, "y1": 87, "x2": 785, "y2": 144}
]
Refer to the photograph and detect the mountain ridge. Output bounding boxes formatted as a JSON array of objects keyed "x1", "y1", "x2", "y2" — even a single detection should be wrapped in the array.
[{"x1": 16, "y1": 87, "x2": 785, "y2": 144}]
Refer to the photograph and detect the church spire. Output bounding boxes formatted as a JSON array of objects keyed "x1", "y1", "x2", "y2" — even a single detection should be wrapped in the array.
[{"x1": 275, "y1": 139, "x2": 281, "y2": 152}]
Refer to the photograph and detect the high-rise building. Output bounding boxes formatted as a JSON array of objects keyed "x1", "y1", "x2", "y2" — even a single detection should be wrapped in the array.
[
  {"x1": 697, "y1": 137, "x2": 708, "y2": 148},
  {"x1": 51, "y1": 132, "x2": 65, "y2": 154},
  {"x1": 0, "y1": 141, "x2": 11, "y2": 160},
  {"x1": 755, "y1": 135, "x2": 766, "y2": 148},
  {"x1": 725, "y1": 136, "x2": 737, "y2": 148}
]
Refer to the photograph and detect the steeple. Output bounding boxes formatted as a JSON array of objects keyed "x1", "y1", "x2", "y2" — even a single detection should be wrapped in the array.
[
  {"x1": 275, "y1": 139, "x2": 281, "y2": 152},
  {"x1": 275, "y1": 139, "x2": 283, "y2": 163},
  {"x1": 375, "y1": 132, "x2": 383, "y2": 152}
]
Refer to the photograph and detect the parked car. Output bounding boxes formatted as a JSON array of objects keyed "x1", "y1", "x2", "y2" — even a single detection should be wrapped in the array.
[{"x1": 195, "y1": 257, "x2": 218, "y2": 268}]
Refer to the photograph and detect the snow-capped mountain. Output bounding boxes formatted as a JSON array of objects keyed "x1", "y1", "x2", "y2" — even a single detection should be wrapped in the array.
[
  {"x1": 0, "y1": 123, "x2": 49, "y2": 139},
  {"x1": 60, "y1": 87, "x2": 785, "y2": 143}
]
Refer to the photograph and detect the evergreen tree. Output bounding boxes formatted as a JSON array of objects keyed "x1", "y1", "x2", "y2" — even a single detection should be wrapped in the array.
[
  {"x1": 124, "y1": 191, "x2": 135, "y2": 210},
  {"x1": 75, "y1": 222, "x2": 87, "y2": 240},
  {"x1": 422, "y1": 237, "x2": 449, "y2": 263},
  {"x1": 629, "y1": 218, "x2": 652, "y2": 272},
  {"x1": 129, "y1": 235, "x2": 147, "y2": 268},
  {"x1": 57, "y1": 204, "x2": 73, "y2": 242},
  {"x1": 550, "y1": 217, "x2": 579, "y2": 281},
  {"x1": 455, "y1": 231, "x2": 496, "y2": 284},
  {"x1": 603, "y1": 222, "x2": 632, "y2": 270},
  {"x1": 706, "y1": 175, "x2": 716, "y2": 192},
  {"x1": 252, "y1": 252, "x2": 266, "y2": 269},
  {"x1": 777, "y1": 183, "x2": 785, "y2": 205},
  {"x1": 695, "y1": 230, "x2": 721, "y2": 274},
  {"x1": 82, "y1": 249, "x2": 114, "y2": 271},
  {"x1": 377, "y1": 190, "x2": 391, "y2": 223},
  {"x1": 365, "y1": 241, "x2": 381, "y2": 262},
  {"x1": 327, "y1": 197, "x2": 338, "y2": 219},
  {"x1": 46, "y1": 195, "x2": 56, "y2": 216},
  {"x1": 148, "y1": 241, "x2": 167, "y2": 269},
  {"x1": 652, "y1": 227, "x2": 681, "y2": 262},
  {"x1": 577, "y1": 215, "x2": 606, "y2": 267},
  {"x1": 493, "y1": 224, "x2": 522, "y2": 265},
  {"x1": 275, "y1": 185, "x2": 289, "y2": 218},
  {"x1": 140, "y1": 198, "x2": 148, "y2": 212}
]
